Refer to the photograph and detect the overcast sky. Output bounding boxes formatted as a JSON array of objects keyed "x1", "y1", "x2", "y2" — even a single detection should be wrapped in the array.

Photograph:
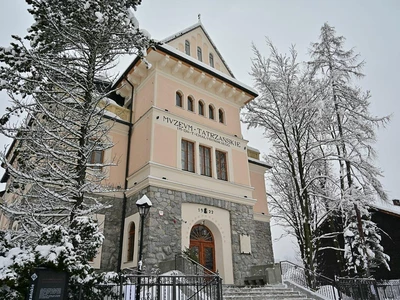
[{"x1": 0, "y1": 0, "x2": 399, "y2": 262}]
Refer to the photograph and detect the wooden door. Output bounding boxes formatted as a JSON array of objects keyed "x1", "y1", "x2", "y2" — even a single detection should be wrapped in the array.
[{"x1": 189, "y1": 225, "x2": 215, "y2": 272}]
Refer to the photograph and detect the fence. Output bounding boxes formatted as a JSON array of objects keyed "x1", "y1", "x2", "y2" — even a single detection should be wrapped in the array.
[
  {"x1": 78, "y1": 273, "x2": 222, "y2": 300},
  {"x1": 376, "y1": 280, "x2": 400, "y2": 300},
  {"x1": 77, "y1": 251, "x2": 222, "y2": 300},
  {"x1": 337, "y1": 278, "x2": 400, "y2": 300},
  {"x1": 280, "y1": 260, "x2": 400, "y2": 300}
]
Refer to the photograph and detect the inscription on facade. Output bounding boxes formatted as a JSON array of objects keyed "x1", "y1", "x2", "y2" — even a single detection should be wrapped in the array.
[
  {"x1": 198, "y1": 207, "x2": 214, "y2": 214},
  {"x1": 161, "y1": 116, "x2": 241, "y2": 148}
]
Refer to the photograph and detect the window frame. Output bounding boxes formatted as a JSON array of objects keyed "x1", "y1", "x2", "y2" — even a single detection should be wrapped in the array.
[
  {"x1": 187, "y1": 96, "x2": 194, "y2": 112},
  {"x1": 89, "y1": 148, "x2": 104, "y2": 170},
  {"x1": 199, "y1": 145, "x2": 212, "y2": 177},
  {"x1": 218, "y1": 108, "x2": 225, "y2": 124},
  {"x1": 197, "y1": 47, "x2": 202, "y2": 62},
  {"x1": 209, "y1": 53, "x2": 214, "y2": 67},
  {"x1": 198, "y1": 100, "x2": 205, "y2": 116},
  {"x1": 185, "y1": 40, "x2": 190, "y2": 55},
  {"x1": 208, "y1": 105, "x2": 215, "y2": 120},
  {"x1": 127, "y1": 222, "x2": 135, "y2": 262},
  {"x1": 176, "y1": 91, "x2": 183, "y2": 108},
  {"x1": 216, "y1": 150, "x2": 228, "y2": 181},
  {"x1": 181, "y1": 140, "x2": 195, "y2": 173}
]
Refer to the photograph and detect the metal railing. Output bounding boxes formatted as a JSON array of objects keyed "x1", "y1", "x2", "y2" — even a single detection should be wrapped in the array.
[
  {"x1": 280, "y1": 260, "x2": 339, "y2": 300},
  {"x1": 336, "y1": 277, "x2": 378, "y2": 300},
  {"x1": 78, "y1": 273, "x2": 222, "y2": 300},
  {"x1": 77, "y1": 251, "x2": 223, "y2": 300},
  {"x1": 280, "y1": 260, "x2": 400, "y2": 300},
  {"x1": 376, "y1": 280, "x2": 400, "y2": 300},
  {"x1": 336, "y1": 278, "x2": 400, "y2": 300},
  {"x1": 175, "y1": 252, "x2": 219, "y2": 277}
]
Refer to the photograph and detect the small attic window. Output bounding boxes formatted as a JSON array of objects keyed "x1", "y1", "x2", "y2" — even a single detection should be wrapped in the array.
[
  {"x1": 185, "y1": 40, "x2": 190, "y2": 55},
  {"x1": 209, "y1": 53, "x2": 214, "y2": 68},
  {"x1": 197, "y1": 47, "x2": 202, "y2": 62}
]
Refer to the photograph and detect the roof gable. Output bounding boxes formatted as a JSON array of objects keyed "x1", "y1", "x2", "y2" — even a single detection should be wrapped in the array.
[{"x1": 162, "y1": 22, "x2": 235, "y2": 78}]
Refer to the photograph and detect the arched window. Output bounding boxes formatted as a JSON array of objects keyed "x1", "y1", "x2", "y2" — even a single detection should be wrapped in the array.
[
  {"x1": 209, "y1": 53, "x2": 214, "y2": 67},
  {"x1": 176, "y1": 91, "x2": 183, "y2": 107},
  {"x1": 197, "y1": 47, "x2": 202, "y2": 62},
  {"x1": 218, "y1": 109, "x2": 224, "y2": 123},
  {"x1": 127, "y1": 222, "x2": 135, "y2": 261},
  {"x1": 198, "y1": 101, "x2": 205, "y2": 116},
  {"x1": 185, "y1": 40, "x2": 190, "y2": 55},
  {"x1": 187, "y1": 96, "x2": 194, "y2": 112},
  {"x1": 209, "y1": 105, "x2": 214, "y2": 120}
]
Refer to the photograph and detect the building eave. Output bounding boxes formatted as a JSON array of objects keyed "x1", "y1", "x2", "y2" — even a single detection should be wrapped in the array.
[{"x1": 248, "y1": 158, "x2": 272, "y2": 169}]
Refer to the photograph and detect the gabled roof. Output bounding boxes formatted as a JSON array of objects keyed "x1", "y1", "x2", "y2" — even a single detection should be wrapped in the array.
[
  {"x1": 112, "y1": 44, "x2": 258, "y2": 98},
  {"x1": 158, "y1": 44, "x2": 258, "y2": 97},
  {"x1": 162, "y1": 21, "x2": 235, "y2": 78}
]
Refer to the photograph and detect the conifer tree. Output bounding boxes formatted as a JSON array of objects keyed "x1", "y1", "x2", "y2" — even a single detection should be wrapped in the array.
[
  {"x1": 0, "y1": 0, "x2": 153, "y2": 297},
  {"x1": 244, "y1": 41, "x2": 329, "y2": 278},
  {"x1": 309, "y1": 23, "x2": 390, "y2": 276},
  {"x1": 0, "y1": 0, "x2": 152, "y2": 238}
]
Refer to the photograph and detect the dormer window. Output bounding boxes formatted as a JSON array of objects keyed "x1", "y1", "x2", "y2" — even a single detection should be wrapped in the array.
[
  {"x1": 197, "y1": 47, "x2": 202, "y2": 62},
  {"x1": 185, "y1": 40, "x2": 190, "y2": 55},
  {"x1": 209, "y1": 53, "x2": 214, "y2": 67}
]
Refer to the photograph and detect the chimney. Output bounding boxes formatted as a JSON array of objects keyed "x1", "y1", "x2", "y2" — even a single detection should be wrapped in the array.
[{"x1": 393, "y1": 199, "x2": 400, "y2": 206}]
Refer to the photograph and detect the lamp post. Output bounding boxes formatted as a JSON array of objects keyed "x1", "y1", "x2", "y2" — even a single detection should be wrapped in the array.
[{"x1": 135, "y1": 195, "x2": 152, "y2": 300}]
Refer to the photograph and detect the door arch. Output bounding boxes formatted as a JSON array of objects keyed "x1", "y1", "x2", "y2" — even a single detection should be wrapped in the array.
[{"x1": 189, "y1": 224, "x2": 215, "y2": 272}]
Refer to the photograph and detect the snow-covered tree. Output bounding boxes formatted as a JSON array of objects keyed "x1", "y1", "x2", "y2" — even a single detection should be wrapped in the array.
[
  {"x1": 0, "y1": 0, "x2": 152, "y2": 237},
  {"x1": 309, "y1": 23, "x2": 390, "y2": 276},
  {"x1": 243, "y1": 41, "x2": 331, "y2": 278},
  {"x1": 246, "y1": 24, "x2": 390, "y2": 280},
  {"x1": 0, "y1": 0, "x2": 153, "y2": 297}
]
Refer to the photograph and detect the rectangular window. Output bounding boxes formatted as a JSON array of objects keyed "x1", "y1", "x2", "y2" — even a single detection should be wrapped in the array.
[
  {"x1": 181, "y1": 140, "x2": 195, "y2": 172},
  {"x1": 90, "y1": 149, "x2": 103, "y2": 170},
  {"x1": 216, "y1": 150, "x2": 227, "y2": 181},
  {"x1": 199, "y1": 145, "x2": 211, "y2": 177}
]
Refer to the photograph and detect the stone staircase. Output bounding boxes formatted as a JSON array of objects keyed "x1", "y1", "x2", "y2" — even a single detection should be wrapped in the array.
[{"x1": 223, "y1": 284, "x2": 312, "y2": 299}]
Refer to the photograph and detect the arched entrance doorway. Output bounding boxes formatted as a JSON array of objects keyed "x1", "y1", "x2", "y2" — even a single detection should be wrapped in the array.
[{"x1": 189, "y1": 224, "x2": 215, "y2": 272}]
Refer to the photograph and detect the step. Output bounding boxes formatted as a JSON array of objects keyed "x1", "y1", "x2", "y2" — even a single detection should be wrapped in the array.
[
  {"x1": 222, "y1": 284, "x2": 309, "y2": 300},
  {"x1": 224, "y1": 295, "x2": 307, "y2": 300}
]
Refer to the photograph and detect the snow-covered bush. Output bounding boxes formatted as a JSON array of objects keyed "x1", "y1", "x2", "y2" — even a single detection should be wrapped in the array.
[{"x1": 0, "y1": 218, "x2": 118, "y2": 299}]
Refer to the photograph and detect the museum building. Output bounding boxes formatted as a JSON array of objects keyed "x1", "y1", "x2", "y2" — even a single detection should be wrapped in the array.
[{"x1": 0, "y1": 21, "x2": 274, "y2": 285}]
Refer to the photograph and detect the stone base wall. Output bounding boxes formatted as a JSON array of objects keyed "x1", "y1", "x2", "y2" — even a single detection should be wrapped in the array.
[
  {"x1": 252, "y1": 220, "x2": 274, "y2": 265},
  {"x1": 121, "y1": 185, "x2": 274, "y2": 284},
  {"x1": 98, "y1": 195, "x2": 124, "y2": 272}
]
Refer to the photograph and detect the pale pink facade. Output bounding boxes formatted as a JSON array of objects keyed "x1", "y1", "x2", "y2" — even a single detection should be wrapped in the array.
[
  {"x1": 112, "y1": 22, "x2": 274, "y2": 284},
  {"x1": 0, "y1": 21, "x2": 274, "y2": 284}
]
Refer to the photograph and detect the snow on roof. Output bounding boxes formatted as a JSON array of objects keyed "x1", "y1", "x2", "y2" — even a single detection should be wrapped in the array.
[
  {"x1": 248, "y1": 157, "x2": 272, "y2": 169},
  {"x1": 247, "y1": 146, "x2": 260, "y2": 153},
  {"x1": 370, "y1": 200, "x2": 400, "y2": 217},
  {"x1": 158, "y1": 43, "x2": 258, "y2": 97},
  {"x1": 162, "y1": 21, "x2": 235, "y2": 78}
]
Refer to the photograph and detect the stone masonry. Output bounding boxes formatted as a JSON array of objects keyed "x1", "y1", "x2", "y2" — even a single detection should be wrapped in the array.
[{"x1": 124, "y1": 185, "x2": 274, "y2": 285}]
